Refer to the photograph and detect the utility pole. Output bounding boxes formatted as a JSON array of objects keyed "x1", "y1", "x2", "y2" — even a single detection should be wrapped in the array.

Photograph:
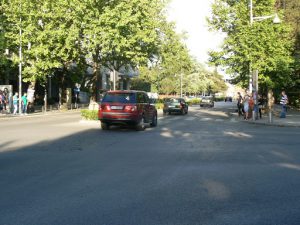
[{"x1": 18, "y1": 2, "x2": 22, "y2": 115}]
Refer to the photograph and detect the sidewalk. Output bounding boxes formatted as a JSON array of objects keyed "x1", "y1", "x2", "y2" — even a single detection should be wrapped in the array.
[
  {"x1": 0, "y1": 106, "x2": 88, "y2": 120},
  {"x1": 240, "y1": 105, "x2": 300, "y2": 127}
]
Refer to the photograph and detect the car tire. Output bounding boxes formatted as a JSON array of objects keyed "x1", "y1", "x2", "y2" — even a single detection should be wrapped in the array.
[
  {"x1": 135, "y1": 116, "x2": 145, "y2": 131},
  {"x1": 163, "y1": 110, "x2": 167, "y2": 115},
  {"x1": 150, "y1": 114, "x2": 157, "y2": 127},
  {"x1": 168, "y1": 111, "x2": 172, "y2": 115},
  {"x1": 101, "y1": 122, "x2": 109, "y2": 130}
]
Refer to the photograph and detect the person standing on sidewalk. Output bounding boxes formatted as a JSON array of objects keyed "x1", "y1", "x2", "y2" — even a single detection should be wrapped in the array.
[
  {"x1": 21, "y1": 93, "x2": 28, "y2": 115},
  {"x1": 258, "y1": 95, "x2": 264, "y2": 119},
  {"x1": 0, "y1": 90, "x2": 4, "y2": 113},
  {"x1": 237, "y1": 92, "x2": 244, "y2": 117},
  {"x1": 13, "y1": 92, "x2": 19, "y2": 115},
  {"x1": 280, "y1": 90, "x2": 288, "y2": 118},
  {"x1": 243, "y1": 92, "x2": 250, "y2": 120}
]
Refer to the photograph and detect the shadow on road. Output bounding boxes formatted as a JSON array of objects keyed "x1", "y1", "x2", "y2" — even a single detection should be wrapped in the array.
[{"x1": 1, "y1": 118, "x2": 300, "y2": 225}]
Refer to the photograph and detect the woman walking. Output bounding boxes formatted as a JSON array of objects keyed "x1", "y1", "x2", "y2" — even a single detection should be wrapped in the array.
[{"x1": 243, "y1": 92, "x2": 250, "y2": 120}]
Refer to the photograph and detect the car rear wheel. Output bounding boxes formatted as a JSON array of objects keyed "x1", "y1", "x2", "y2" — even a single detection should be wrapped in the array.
[
  {"x1": 150, "y1": 114, "x2": 157, "y2": 127},
  {"x1": 135, "y1": 117, "x2": 145, "y2": 131},
  {"x1": 101, "y1": 122, "x2": 109, "y2": 130}
]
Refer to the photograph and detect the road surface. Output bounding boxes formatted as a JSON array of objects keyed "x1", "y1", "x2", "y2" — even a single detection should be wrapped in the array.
[{"x1": 1, "y1": 103, "x2": 300, "y2": 225}]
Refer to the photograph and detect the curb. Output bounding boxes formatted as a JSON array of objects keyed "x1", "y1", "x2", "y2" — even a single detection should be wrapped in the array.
[
  {"x1": 246, "y1": 120, "x2": 300, "y2": 128},
  {"x1": 228, "y1": 112, "x2": 300, "y2": 128},
  {"x1": 0, "y1": 109, "x2": 82, "y2": 120}
]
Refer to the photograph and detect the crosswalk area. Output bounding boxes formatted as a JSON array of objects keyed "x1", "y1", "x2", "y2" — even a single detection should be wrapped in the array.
[{"x1": 158, "y1": 114, "x2": 238, "y2": 123}]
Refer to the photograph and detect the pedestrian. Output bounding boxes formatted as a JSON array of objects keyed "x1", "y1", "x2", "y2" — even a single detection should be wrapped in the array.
[
  {"x1": 13, "y1": 92, "x2": 19, "y2": 115},
  {"x1": 21, "y1": 93, "x2": 28, "y2": 115},
  {"x1": 280, "y1": 90, "x2": 288, "y2": 118},
  {"x1": 258, "y1": 95, "x2": 264, "y2": 119},
  {"x1": 248, "y1": 93, "x2": 254, "y2": 119},
  {"x1": 3, "y1": 88, "x2": 9, "y2": 111},
  {"x1": 243, "y1": 91, "x2": 250, "y2": 120},
  {"x1": 0, "y1": 90, "x2": 3, "y2": 113},
  {"x1": 237, "y1": 92, "x2": 244, "y2": 116}
]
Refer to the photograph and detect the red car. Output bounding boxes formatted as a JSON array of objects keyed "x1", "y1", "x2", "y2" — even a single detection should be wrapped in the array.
[{"x1": 98, "y1": 90, "x2": 158, "y2": 130}]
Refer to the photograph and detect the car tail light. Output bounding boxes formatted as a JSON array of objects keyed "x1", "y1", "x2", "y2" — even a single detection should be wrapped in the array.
[
  {"x1": 124, "y1": 105, "x2": 137, "y2": 112},
  {"x1": 100, "y1": 105, "x2": 111, "y2": 111}
]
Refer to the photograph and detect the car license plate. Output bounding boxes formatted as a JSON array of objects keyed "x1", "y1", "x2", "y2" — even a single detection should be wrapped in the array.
[{"x1": 111, "y1": 106, "x2": 123, "y2": 110}]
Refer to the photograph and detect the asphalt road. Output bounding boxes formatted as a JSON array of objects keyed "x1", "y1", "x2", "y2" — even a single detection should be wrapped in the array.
[{"x1": 1, "y1": 103, "x2": 300, "y2": 225}]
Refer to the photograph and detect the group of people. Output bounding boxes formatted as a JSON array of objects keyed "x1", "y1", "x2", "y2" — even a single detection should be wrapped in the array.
[
  {"x1": 12, "y1": 92, "x2": 28, "y2": 115},
  {"x1": 237, "y1": 91, "x2": 262, "y2": 120},
  {"x1": 0, "y1": 91, "x2": 28, "y2": 115},
  {"x1": 236, "y1": 90, "x2": 288, "y2": 120}
]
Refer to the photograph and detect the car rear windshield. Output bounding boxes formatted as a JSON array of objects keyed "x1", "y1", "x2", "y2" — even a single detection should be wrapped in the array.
[
  {"x1": 102, "y1": 93, "x2": 136, "y2": 103},
  {"x1": 170, "y1": 98, "x2": 181, "y2": 103}
]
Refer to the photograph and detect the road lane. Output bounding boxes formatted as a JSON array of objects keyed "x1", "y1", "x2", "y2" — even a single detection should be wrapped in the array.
[{"x1": 1, "y1": 107, "x2": 300, "y2": 225}]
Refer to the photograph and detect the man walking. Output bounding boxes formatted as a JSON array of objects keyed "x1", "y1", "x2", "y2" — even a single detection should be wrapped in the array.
[
  {"x1": 13, "y1": 92, "x2": 19, "y2": 115},
  {"x1": 237, "y1": 92, "x2": 244, "y2": 117},
  {"x1": 280, "y1": 91, "x2": 288, "y2": 118},
  {"x1": 21, "y1": 93, "x2": 28, "y2": 115}
]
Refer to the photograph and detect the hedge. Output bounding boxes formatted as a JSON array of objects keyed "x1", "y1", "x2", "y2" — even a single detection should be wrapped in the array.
[
  {"x1": 186, "y1": 98, "x2": 201, "y2": 105},
  {"x1": 81, "y1": 109, "x2": 98, "y2": 120}
]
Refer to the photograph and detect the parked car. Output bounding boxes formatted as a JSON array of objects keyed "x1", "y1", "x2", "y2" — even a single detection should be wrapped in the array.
[
  {"x1": 98, "y1": 90, "x2": 158, "y2": 131},
  {"x1": 163, "y1": 97, "x2": 188, "y2": 115},
  {"x1": 225, "y1": 96, "x2": 233, "y2": 102},
  {"x1": 200, "y1": 96, "x2": 214, "y2": 107}
]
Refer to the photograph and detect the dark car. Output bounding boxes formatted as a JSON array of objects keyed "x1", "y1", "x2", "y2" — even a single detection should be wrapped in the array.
[
  {"x1": 225, "y1": 96, "x2": 233, "y2": 102},
  {"x1": 98, "y1": 90, "x2": 157, "y2": 131},
  {"x1": 163, "y1": 98, "x2": 188, "y2": 115},
  {"x1": 200, "y1": 96, "x2": 214, "y2": 107}
]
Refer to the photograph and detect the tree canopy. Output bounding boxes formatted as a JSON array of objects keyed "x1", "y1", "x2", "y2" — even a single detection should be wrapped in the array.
[
  {"x1": 1, "y1": 0, "x2": 229, "y2": 100},
  {"x1": 208, "y1": 0, "x2": 294, "y2": 91}
]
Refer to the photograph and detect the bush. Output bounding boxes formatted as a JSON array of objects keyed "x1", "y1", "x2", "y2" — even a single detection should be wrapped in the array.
[
  {"x1": 214, "y1": 96, "x2": 226, "y2": 102},
  {"x1": 81, "y1": 109, "x2": 98, "y2": 120},
  {"x1": 186, "y1": 98, "x2": 201, "y2": 105},
  {"x1": 155, "y1": 103, "x2": 164, "y2": 109}
]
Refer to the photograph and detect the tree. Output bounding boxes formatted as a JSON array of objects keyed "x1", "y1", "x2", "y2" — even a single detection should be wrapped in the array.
[
  {"x1": 136, "y1": 21, "x2": 194, "y2": 95},
  {"x1": 208, "y1": 0, "x2": 294, "y2": 91},
  {"x1": 277, "y1": 0, "x2": 300, "y2": 105},
  {"x1": 79, "y1": 0, "x2": 169, "y2": 99}
]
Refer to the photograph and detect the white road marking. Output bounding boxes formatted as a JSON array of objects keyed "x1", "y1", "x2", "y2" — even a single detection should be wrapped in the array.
[
  {"x1": 200, "y1": 118, "x2": 213, "y2": 121},
  {"x1": 185, "y1": 117, "x2": 196, "y2": 121}
]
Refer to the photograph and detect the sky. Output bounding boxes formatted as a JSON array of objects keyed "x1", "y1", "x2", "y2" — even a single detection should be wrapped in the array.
[{"x1": 167, "y1": 0, "x2": 225, "y2": 64}]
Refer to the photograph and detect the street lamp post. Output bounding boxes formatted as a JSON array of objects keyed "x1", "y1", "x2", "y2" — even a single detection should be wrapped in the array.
[
  {"x1": 249, "y1": 0, "x2": 281, "y2": 120},
  {"x1": 18, "y1": 8, "x2": 22, "y2": 115},
  {"x1": 249, "y1": 0, "x2": 280, "y2": 93}
]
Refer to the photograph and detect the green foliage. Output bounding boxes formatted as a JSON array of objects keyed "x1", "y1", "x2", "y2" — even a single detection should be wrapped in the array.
[
  {"x1": 130, "y1": 78, "x2": 151, "y2": 92},
  {"x1": 214, "y1": 96, "x2": 226, "y2": 102},
  {"x1": 81, "y1": 110, "x2": 98, "y2": 121},
  {"x1": 1, "y1": 0, "x2": 172, "y2": 95},
  {"x1": 155, "y1": 103, "x2": 164, "y2": 110},
  {"x1": 186, "y1": 98, "x2": 201, "y2": 105},
  {"x1": 208, "y1": 0, "x2": 294, "y2": 89}
]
